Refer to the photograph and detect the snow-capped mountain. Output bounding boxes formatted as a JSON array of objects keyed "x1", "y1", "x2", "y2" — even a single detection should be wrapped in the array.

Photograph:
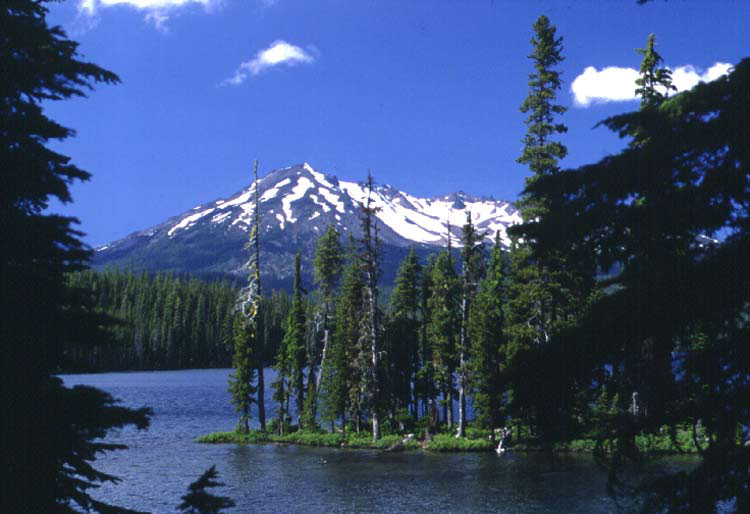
[{"x1": 93, "y1": 163, "x2": 520, "y2": 289}]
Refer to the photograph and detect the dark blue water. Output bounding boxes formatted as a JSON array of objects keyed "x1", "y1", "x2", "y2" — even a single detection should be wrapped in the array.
[{"x1": 61, "y1": 369, "x2": 638, "y2": 513}]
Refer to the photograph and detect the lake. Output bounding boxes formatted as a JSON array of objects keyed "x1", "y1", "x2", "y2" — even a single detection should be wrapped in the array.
[{"x1": 61, "y1": 368, "x2": 636, "y2": 513}]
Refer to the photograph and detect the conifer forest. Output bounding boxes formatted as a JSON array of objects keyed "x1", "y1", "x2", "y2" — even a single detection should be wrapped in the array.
[{"x1": 3, "y1": 1, "x2": 749, "y2": 513}]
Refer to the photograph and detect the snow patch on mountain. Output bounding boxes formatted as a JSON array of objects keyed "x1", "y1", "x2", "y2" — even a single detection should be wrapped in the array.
[
  {"x1": 261, "y1": 178, "x2": 291, "y2": 202},
  {"x1": 282, "y1": 177, "x2": 314, "y2": 223},
  {"x1": 168, "y1": 207, "x2": 215, "y2": 237}
]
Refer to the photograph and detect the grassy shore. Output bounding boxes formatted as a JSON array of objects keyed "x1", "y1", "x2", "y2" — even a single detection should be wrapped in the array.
[{"x1": 197, "y1": 423, "x2": 705, "y2": 454}]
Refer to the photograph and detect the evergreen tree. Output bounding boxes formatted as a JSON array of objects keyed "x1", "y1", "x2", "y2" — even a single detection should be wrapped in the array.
[
  {"x1": 284, "y1": 253, "x2": 307, "y2": 427},
  {"x1": 522, "y1": 58, "x2": 750, "y2": 513},
  {"x1": 322, "y1": 238, "x2": 364, "y2": 435},
  {"x1": 1, "y1": 3, "x2": 152, "y2": 511},
  {"x1": 306, "y1": 224, "x2": 343, "y2": 427},
  {"x1": 634, "y1": 33, "x2": 676, "y2": 108},
  {"x1": 469, "y1": 232, "x2": 506, "y2": 440},
  {"x1": 505, "y1": 14, "x2": 591, "y2": 441},
  {"x1": 427, "y1": 249, "x2": 459, "y2": 428},
  {"x1": 178, "y1": 465, "x2": 235, "y2": 514},
  {"x1": 385, "y1": 248, "x2": 421, "y2": 420},
  {"x1": 357, "y1": 172, "x2": 383, "y2": 441},
  {"x1": 456, "y1": 212, "x2": 484, "y2": 437},
  {"x1": 228, "y1": 314, "x2": 256, "y2": 433}
]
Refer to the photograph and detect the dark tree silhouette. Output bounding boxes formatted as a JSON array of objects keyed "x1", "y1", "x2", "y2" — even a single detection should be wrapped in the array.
[
  {"x1": 178, "y1": 466, "x2": 236, "y2": 514},
  {"x1": 1, "y1": 2, "x2": 152, "y2": 512}
]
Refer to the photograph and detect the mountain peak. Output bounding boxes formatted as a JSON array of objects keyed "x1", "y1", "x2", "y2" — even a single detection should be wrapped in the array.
[{"x1": 94, "y1": 163, "x2": 521, "y2": 287}]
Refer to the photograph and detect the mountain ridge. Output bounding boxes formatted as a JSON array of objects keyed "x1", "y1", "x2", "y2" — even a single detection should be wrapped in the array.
[{"x1": 93, "y1": 163, "x2": 520, "y2": 289}]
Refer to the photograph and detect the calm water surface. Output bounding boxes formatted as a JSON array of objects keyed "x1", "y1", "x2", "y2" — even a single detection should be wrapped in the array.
[{"x1": 62, "y1": 369, "x2": 635, "y2": 513}]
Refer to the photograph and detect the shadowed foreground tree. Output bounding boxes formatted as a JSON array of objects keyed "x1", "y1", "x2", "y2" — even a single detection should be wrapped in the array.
[
  {"x1": 1, "y1": 2, "x2": 152, "y2": 512},
  {"x1": 519, "y1": 59, "x2": 750, "y2": 513},
  {"x1": 178, "y1": 466, "x2": 235, "y2": 514}
]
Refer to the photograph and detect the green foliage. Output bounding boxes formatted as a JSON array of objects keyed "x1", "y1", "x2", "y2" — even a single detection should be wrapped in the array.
[
  {"x1": 63, "y1": 269, "x2": 289, "y2": 371},
  {"x1": 284, "y1": 253, "x2": 308, "y2": 425},
  {"x1": 516, "y1": 14, "x2": 567, "y2": 221},
  {"x1": 178, "y1": 465, "x2": 235, "y2": 514},
  {"x1": 426, "y1": 250, "x2": 459, "y2": 423},
  {"x1": 424, "y1": 434, "x2": 494, "y2": 452},
  {"x1": 523, "y1": 59, "x2": 750, "y2": 512},
  {"x1": 634, "y1": 34, "x2": 676, "y2": 108},
  {"x1": 384, "y1": 248, "x2": 422, "y2": 417},
  {"x1": 469, "y1": 232, "x2": 506, "y2": 435},
  {"x1": 228, "y1": 315, "x2": 256, "y2": 433},
  {"x1": 0, "y1": 3, "x2": 155, "y2": 512}
]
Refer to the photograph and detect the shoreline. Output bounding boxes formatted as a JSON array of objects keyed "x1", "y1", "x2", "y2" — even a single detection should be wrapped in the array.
[{"x1": 196, "y1": 429, "x2": 703, "y2": 455}]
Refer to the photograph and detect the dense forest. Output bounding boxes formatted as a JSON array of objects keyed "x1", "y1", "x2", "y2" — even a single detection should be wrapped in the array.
[{"x1": 62, "y1": 269, "x2": 296, "y2": 372}]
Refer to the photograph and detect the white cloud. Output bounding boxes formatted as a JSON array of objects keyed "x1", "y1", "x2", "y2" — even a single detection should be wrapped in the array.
[
  {"x1": 223, "y1": 40, "x2": 316, "y2": 85},
  {"x1": 78, "y1": 0, "x2": 221, "y2": 29},
  {"x1": 571, "y1": 62, "x2": 733, "y2": 107}
]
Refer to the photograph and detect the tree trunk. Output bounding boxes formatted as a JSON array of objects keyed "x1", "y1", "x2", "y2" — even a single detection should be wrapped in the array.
[
  {"x1": 257, "y1": 362, "x2": 265, "y2": 431},
  {"x1": 447, "y1": 389, "x2": 454, "y2": 428},
  {"x1": 457, "y1": 366, "x2": 466, "y2": 438}
]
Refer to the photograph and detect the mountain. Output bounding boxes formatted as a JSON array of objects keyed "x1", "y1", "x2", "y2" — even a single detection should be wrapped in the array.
[{"x1": 93, "y1": 163, "x2": 520, "y2": 290}]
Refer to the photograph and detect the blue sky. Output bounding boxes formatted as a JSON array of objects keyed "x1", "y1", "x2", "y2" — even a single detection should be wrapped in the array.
[{"x1": 45, "y1": 0, "x2": 748, "y2": 246}]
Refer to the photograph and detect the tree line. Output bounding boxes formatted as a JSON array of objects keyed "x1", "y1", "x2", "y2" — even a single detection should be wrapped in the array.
[{"x1": 61, "y1": 269, "x2": 295, "y2": 372}]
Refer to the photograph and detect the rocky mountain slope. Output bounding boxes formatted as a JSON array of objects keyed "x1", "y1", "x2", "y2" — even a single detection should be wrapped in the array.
[{"x1": 93, "y1": 163, "x2": 520, "y2": 289}]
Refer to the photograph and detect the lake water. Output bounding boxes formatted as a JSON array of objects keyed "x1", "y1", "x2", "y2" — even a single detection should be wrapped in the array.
[{"x1": 61, "y1": 368, "x2": 636, "y2": 513}]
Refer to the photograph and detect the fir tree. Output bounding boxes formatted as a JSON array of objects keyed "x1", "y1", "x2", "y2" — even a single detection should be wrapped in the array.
[
  {"x1": 357, "y1": 172, "x2": 383, "y2": 441},
  {"x1": 228, "y1": 314, "x2": 256, "y2": 433},
  {"x1": 427, "y1": 249, "x2": 460, "y2": 428},
  {"x1": 284, "y1": 253, "x2": 307, "y2": 427},
  {"x1": 322, "y1": 238, "x2": 364, "y2": 435},
  {"x1": 469, "y1": 232, "x2": 506, "y2": 440},
  {"x1": 521, "y1": 57, "x2": 750, "y2": 513},
  {"x1": 456, "y1": 212, "x2": 484, "y2": 437},
  {"x1": 386, "y1": 248, "x2": 422, "y2": 419},
  {"x1": 306, "y1": 224, "x2": 343, "y2": 427},
  {"x1": 178, "y1": 465, "x2": 235, "y2": 514},
  {"x1": 1, "y1": 3, "x2": 152, "y2": 511},
  {"x1": 505, "y1": 14, "x2": 591, "y2": 441},
  {"x1": 634, "y1": 34, "x2": 676, "y2": 108}
]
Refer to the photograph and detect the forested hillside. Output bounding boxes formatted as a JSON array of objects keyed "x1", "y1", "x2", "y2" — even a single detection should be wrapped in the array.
[{"x1": 62, "y1": 270, "x2": 293, "y2": 372}]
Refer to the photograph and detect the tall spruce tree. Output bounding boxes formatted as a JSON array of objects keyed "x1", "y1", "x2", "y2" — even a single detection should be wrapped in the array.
[
  {"x1": 521, "y1": 56, "x2": 750, "y2": 514},
  {"x1": 505, "y1": 14, "x2": 590, "y2": 441},
  {"x1": 228, "y1": 315, "x2": 256, "y2": 433},
  {"x1": 1, "y1": 3, "x2": 152, "y2": 512},
  {"x1": 386, "y1": 248, "x2": 422, "y2": 419},
  {"x1": 427, "y1": 249, "x2": 459, "y2": 428},
  {"x1": 634, "y1": 34, "x2": 676, "y2": 108},
  {"x1": 322, "y1": 237, "x2": 364, "y2": 435},
  {"x1": 469, "y1": 232, "x2": 506, "y2": 441},
  {"x1": 284, "y1": 253, "x2": 308, "y2": 427},
  {"x1": 357, "y1": 172, "x2": 383, "y2": 441},
  {"x1": 313, "y1": 224, "x2": 343, "y2": 389},
  {"x1": 456, "y1": 212, "x2": 484, "y2": 437}
]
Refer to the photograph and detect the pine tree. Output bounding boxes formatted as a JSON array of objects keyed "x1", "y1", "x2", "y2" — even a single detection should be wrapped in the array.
[
  {"x1": 386, "y1": 248, "x2": 421, "y2": 419},
  {"x1": 307, "y1": 223, "x2": 343, "y2": 427},
  {"x1": 228, "y1": 314, "x2": 256, "y2": 433},
  {"x1": 178, "y1": 465, "x2": 235, "y2": 514},
  {"x1": 322, "y1": 238, "x2": 364, "y2": 435},
  {"x1": 520, "y1": 56, "x2": 750, "y2": 513},
  {"x1": 1, "y1": 3, "x2": 152, "y2": 511},
  {"x1": 456, "y1": 212, "x2": 484, "y2": 437},
  {"x1": 505, "y1": 14, "x2": 590, "y2": 441},
  {"x1": 469, "y1": 232, "x2": 506, "y2": 440},
  {"x1": 634, "y1": 34, "x2": 675, "y2": 108},
  {"x1": 284, "y1": 253, "x2": 307, "y2": 427},
  {"x1": 427, "y1": 249, "x2": 459, "y2": 429},
  {"x1": 357, "y1": 172, "x2": 383, "y2": 441}
]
